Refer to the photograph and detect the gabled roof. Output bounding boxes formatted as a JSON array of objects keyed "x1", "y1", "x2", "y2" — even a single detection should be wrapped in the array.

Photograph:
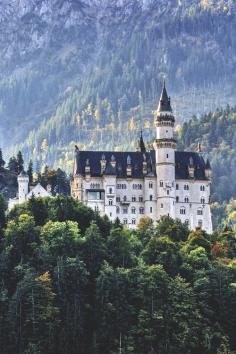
[{"x1": 74, "y1": 149, "x2": 209, "y2": 180}]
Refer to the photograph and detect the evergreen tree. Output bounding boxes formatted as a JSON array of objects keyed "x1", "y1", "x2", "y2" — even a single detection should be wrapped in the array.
[
  {"x1": 16, "y1": 151, "x2": 24, "y2": 173},
  {"x1": 27, "y1": 159, "x2": 33, "y2": 185},
  {"x1": 0, "y1": 148, "x2": 5, "y2": 168}
]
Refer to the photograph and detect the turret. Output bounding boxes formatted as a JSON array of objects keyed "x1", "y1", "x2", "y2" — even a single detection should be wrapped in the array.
[
  {"x1": 205, "y1": 159, "x2": 212, "y2": 180},
  {"x1": 154, "y1": 81, "x2": 176, "y2": 219},
  {"x1": 188, "y1": 157, "x2": 195, "y2": 178},
  {"x1": 18, "y1": 170, "x2": 29, "y2": 204}
]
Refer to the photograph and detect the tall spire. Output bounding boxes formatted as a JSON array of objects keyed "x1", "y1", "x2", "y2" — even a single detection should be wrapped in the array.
[
  {"x1": 139, "y1": 129, "x2": 146, "y2": 153},
  {"x1": 157, "y1": 80, "x2": 172, "y2": 112}
]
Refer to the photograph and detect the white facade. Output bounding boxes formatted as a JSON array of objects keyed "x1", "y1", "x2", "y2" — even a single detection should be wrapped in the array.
[
  {"x1": 8, "y1": 172, "x2": 52, "y2": 210},
  {"x1": 71, "y1": 84, "x2": 213, "y2": 233}
]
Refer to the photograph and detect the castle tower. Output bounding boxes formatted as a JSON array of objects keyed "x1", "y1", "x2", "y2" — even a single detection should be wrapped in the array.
[
  {"x1": 154, "y1": 82, "x2": 176, "y2": 219},
  {"x1": 71, "y1": 145, "x2": 83, "y2": 200},
  {"x1": 18, "y1": 171, "x2": 29, "y2": 204}
]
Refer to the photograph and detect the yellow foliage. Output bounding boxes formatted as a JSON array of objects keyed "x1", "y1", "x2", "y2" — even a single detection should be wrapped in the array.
[
  {"x1": 129, "y1": 116, "x2": 135, "y2": 131},
  {"x1": 36, "y1": 271, "x2": 51, "y2": 284},
  {"x1": 41, "y1": 139, "x2": 48, "y2": 152},
  {"x1": 175, "y1": 124, "x2": 183, "y2": 134},
  {"x1": 144, "y1": 120, "x2": 151, "y2": 129}
]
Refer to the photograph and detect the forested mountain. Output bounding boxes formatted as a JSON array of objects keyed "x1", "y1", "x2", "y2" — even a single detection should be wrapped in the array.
[
  {"x1": 1, "y1": 0, "x2": 236, "y2": 169},
  {"x1": 0, "y1": 196, "x2": 236, "y2": 353}
]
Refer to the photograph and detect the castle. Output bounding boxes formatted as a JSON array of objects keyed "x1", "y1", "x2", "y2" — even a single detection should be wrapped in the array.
[
  {"x1": 71, "y1": 83, "x2": 213, "y2": 233},
  {"x1": 8, "y1": 171, "x2": 51, "y2": 210}
]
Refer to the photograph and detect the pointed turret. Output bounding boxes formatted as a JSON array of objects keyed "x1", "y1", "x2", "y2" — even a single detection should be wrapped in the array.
[
  {"x1": 157, "y1": 81, "x2": 172, "y2": 113},
  {"x1": 139, "y1": 130, "x2": 146, "y2": 153}
]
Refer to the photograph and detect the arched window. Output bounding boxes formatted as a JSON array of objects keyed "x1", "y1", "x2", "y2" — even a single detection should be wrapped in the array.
[
  {"x1": 108, "y1": 200, "x2": 113, "y2": 206},
  {"x1": 132, "y1": 219, "x2": 136, "y2": 225},
  {"x1": 184, "y1": 184, "x2": 189, "y2": 191},
  {"x1": 200, "y1": 185, "x2": 205, "y2": 191},
  {"x1": 139, "y1": 207, "x2": 144, "y2": 214},
  {"x1": 180, "y1": 207, "x2": 186, "y2": 215},
  {"x1": 123, "y1": 219, "x2": 128, "y2": 225},
  {"x1": 150, "y1": 195, "x2": 153, "y2": 201},
  {"x1": 160, "y1": 181, "x2": 164, "y2": 187},
  {"x1": 149, "y1": 182, "x2": 153, "y2": 189},
  {"x1": 200, "y1": 197, "x2": 205, "y2": 204},
  {"x1": 184, "y1": 196, "x2": 189, "y2": 203},
  {"x1": 132, "y1": 196, "x2": 136, "y2": 202},
  {"x1": 131, "y1": 207, "x2": 136, "y2": 214}
]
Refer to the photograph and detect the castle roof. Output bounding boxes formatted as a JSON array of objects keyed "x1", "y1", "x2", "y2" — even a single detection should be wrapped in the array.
[
  {"x1": 74, "y1": 150, "x2": 208, "y2": 180},
  {"x1": 157, "y1": 81, "x2": 172, "y2": 112}
]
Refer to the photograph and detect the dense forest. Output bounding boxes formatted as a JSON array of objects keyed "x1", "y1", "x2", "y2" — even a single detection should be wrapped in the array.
[{"x1": 0, "y1": 195, "x2": 235, "y2": 353}]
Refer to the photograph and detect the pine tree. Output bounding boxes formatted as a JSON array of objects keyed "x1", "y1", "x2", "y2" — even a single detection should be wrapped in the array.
[
  {"x1": 0, "y1": 149, "x2": 5, "y2": 168},
  {"x1": 16, "y1": 151, "x2": 24, "y2": 173},
  {"x1": 27, "y1": 160, "x2": 33, "y2": 185}
]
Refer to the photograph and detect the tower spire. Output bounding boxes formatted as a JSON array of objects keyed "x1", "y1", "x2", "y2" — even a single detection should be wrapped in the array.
[
  {"x1": 158, "y1": 81, "x2": 172, "y2": 112},
  {"x1": 139, "y1": 129, "x2": 146, "y2": 153}
]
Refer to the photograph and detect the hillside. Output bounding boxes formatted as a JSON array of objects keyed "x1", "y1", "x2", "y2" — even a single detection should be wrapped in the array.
[{"x1": 1, "y1": 0, "x2": 236, "y2": 168}]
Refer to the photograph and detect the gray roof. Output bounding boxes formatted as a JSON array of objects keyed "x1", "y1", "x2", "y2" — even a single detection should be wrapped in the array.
[{"x1": 74, "y1": 149, "x2": 209, "y2": 180}]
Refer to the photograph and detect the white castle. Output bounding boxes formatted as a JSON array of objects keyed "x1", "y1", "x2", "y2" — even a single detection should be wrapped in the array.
[
  {"x1": 8, "y1": 171, "x2": 51, "y2": 210},
  {"x1": 71, "y1": 83, "x2": 213, "y2": 233}
]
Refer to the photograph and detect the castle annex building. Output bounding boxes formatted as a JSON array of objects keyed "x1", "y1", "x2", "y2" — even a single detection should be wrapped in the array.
[{"x1": 71, "y1": 84, "x2": 213, "y2": 233}]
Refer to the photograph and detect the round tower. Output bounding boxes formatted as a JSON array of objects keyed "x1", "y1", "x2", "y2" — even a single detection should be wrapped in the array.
[
  {"x1": 18, "y1": 171, "x2": 29, "y2": 204},
  {"x1": 154, "y1": 82, "x2": 176, "y2": 219}
]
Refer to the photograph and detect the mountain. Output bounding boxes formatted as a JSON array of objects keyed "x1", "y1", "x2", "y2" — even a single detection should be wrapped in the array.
[{"x1": 1, "y1": 0, "x2": 236, "y2": 171}]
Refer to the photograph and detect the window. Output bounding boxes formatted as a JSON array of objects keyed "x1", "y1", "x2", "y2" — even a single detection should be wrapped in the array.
[
  {"x1": 131, "y1": 207, "x2": 136, "y2": 214},
  {"x1": 160, "y1": 181, "x2": 164, "y2": 187},
  {"x1": 201, "y1": 197, "x2": 205, "y2": 204},
  {"x1": 149, "y1": 182, "x2": 153, "y2": 188},
  {"x1": 150, "y1": 207, "x2": 153, "y2": 213},
  {"x1": 167, "y1": 190, "x2": 169, "y2": 195},
  {"x1": 198, "y1": 220, "x2": 203, "y2": 227},
  {"x1": 150, "y1": 195, "x2": 153, "y2": 201},
  {"x1": 184, "y1": 197, "x2": 189, "y2": 203},
  {"x1": 94, "y1": 206, "x2": 99, "y2": 212},
  {"x1": 132, "y1": 196, "x2": 136, "y2": 202},
  {"x1": 116, "y1": 207, "x2": 120, "y2": 214},
  {"x1": 176, "y1": 196, "x2": 179, "y2": 202},
  {"x1": 109, "y1": 187, "x2": 113, "y2": 194},
  {"x1": 184, "y1": 184, "x2": 189, "y2": 191},
  {"x1": 185, "y1": 219, "x2": 189, "y2": 225},
  {"x1": 116, "y1": 196, "x2": 120, "y2": 202},
  {"x1": 139, "y1": 207, "x2": 144, "y2": 214},
  {"x1": 200, "y1": 185, "x2": 205, "y2": 191},
  {"x1": 123, "y1": 219, "x2": 128, "y2": 225},
  {"x1": 197, "y1": 208, "x2": 203, "y2": 215},
  {"x1": 123, "y1": 208, "x2": 128, "y2": 214},
  {"x1": 108, "y1": 200, "x2": 113, "y2": 206},
  {"x1": 139, "y1": 196, "x2": 143, "y2": 202},
  {"x1": 166, "y1": 154, "x2": 169, "y2": 158},
  {"x1": 161, "y1": 203, "x2": 164, "y2": 208},
  {"x1": 110, "y1": 213, "x2": 112, "y2": 217},
  {"x1": 180, "y1": 207, "x2": 186, "y2": 215},
  {"x1": 90, "y1": 183, "x2": 100, "y2": 189},
  {"x1": 117, "y1": 184, "x2": 127, "y2": 190},
  {"x1": 133, "y1": 184, "x2": 142, "y2": 190},
  {"x1": 132, "y1": 219, "x2": 136, "y2": 225},
  {"x1": 123, "y1": 196, "x2": 127, "y2": 202},
  {"x1": 176, "y1": 184, "x2": 179, "y2": 190},
  {"x1": 87, "y1": 191, "x2": 105, "y2": 201}
]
